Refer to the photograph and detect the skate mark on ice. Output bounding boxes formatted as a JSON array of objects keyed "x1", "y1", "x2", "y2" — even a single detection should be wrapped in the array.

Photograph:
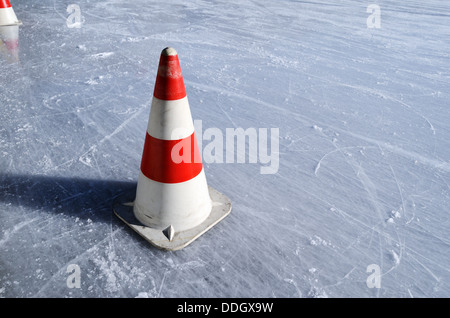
[
  {"x1": 188, "y1": 81, "x2": 450, "y2": 173},
  {"x1": 0, "y1": 217, "x2": 39, "y2": 247},
  {"x1": 32, "y1": 228, "x2": 121, "y2": 297},
  {"x1": 78, "y1": 101, "x2": 149, "y2": 170},
  {"x1": 314, "y1": 145, "x2": 376, "y2": 176}
]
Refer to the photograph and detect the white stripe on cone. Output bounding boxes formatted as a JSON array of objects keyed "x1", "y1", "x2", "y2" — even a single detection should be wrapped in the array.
[
  {"x1": 0, "y1": 7, "x2": 21, "y2": 26},
  {"x1": 134, "y1": 169, "x2": 212, "y2": 232},
  {"x1": 147, "y1": 96, "x2": 194, "y2": 140}
]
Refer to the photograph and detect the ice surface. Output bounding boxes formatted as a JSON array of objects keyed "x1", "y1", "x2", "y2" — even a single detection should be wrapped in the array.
[{"x1": 1, "y1": 0, "x2": 449, "y2": 297}]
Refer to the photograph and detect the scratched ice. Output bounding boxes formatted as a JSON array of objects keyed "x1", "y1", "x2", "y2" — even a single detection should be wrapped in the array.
[{"x1": 1, "y1": 0, "x2": 449, "y2": 297}]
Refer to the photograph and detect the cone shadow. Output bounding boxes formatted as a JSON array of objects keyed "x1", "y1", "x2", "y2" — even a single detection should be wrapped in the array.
[{"x1": 0, "y1": 173, "x2": 136, "y2": 223}]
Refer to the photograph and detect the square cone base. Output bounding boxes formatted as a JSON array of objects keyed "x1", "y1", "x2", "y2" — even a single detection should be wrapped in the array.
[{"x1": 113, "y1": 186, "x2": 231, "y2": 251}]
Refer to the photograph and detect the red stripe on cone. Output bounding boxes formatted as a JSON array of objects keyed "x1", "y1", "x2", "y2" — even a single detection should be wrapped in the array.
[
  {"x1": 153, "y1": 50, "x2": 187, "y2": 101},
  {"x1": 140, "y1": 132, "x2": 203, "y2": 184},
  {"x1": 0, "y1": 0, "x2": 11, "y2": 9}
]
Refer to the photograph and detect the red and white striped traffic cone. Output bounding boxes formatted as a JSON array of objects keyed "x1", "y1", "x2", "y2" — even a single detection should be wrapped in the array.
[
  {"x1": 0, "y1": 25, "x2": 19, "y2": 62},
  {"x1": 0, "y1": 0, "x2": 22, "y2": 26},
  {"x1": 114, "y1": 47, "x2": 231, "y2": 251}
]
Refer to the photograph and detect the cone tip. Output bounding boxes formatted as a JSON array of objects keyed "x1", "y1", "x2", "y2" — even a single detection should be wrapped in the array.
[{"x1": 161, "y1": 47, "x2": 177, "y2": 57}]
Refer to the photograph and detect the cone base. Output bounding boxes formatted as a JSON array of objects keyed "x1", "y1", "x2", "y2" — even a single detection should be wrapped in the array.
[{"x1": 113, "y1": 186, "x2": 231, "y2": 251}]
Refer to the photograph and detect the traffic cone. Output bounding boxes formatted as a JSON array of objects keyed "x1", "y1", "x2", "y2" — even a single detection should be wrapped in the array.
[
  {"x1": 0, "y1": 25, "x2": 19, "y2": 62},
  {"x1": 0, "y1": 0, "x2": 22, "y2": 26},
  {"x1": 114, "y1": 47, "x2": 231, "y2": 251}
]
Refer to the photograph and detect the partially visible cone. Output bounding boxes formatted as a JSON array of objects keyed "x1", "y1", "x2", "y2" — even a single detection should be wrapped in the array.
[
  {"x1": 0, "y1": 25, "x2": 19, "y2": 62},
  {"x1": 113, "y1": 47, "x2": 231, "y2": 251},
  {"x1": 0, "y1": 0, "x2": 22, "y2": 26}
]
